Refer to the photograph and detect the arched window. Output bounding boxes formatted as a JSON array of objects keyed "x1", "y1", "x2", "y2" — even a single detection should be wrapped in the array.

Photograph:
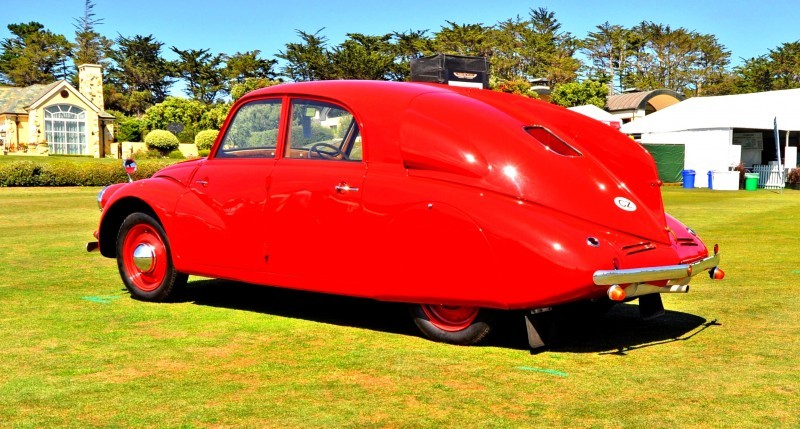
[{"x1": 45, "y1": 105, "x2": 87, "y2": 155}]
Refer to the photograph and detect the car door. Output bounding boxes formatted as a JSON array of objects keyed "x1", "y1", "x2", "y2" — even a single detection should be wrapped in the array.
[
  {"x1": 172, "y1": 98, "x2": 282, "y2": 273},
  {"x1": 262, "y1": 98, "x2": 367, "y2": 293}
]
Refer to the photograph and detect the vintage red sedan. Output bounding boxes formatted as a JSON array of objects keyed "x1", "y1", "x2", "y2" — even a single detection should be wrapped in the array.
[{"x1": 88, "y1": 80, "x2": 723, "y2": 348}]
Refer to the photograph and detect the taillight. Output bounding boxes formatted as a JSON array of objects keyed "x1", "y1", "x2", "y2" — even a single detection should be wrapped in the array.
[{"x1": 607, "y1": 285, "x2": 626, "y2": 301}]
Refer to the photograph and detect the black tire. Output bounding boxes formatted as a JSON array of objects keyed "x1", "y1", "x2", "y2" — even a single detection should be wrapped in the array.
[
  {"x1": 116, "y1": 212, "x2": 187, "y2": 302},
  {"x1": 410, "y1": 304, "x2": 492, "y2": 345}
]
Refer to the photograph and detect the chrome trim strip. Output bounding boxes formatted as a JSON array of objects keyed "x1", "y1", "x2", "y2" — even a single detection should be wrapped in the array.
[
  {"x1": 97, "y1": 186, "x2": 108, "y2": 211},
  {"x1": 623, "y1": 284, "x2": 689, "y2": 298},
  {"x1": 593, "y1": 252, "x2": 720, "y2": 286}
]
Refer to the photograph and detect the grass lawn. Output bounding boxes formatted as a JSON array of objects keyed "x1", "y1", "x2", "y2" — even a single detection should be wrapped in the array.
[{"x1": 0, "y1": 186, "x2": 798, "y2": 428}]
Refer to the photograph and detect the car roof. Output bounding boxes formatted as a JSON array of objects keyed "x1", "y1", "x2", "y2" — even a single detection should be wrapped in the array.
[
  {"x1": 236, "y1": 79, "x2": 631, "y2": 164},
  {"x1": 241, "y1": 80, "x2": 459, "y2": 120}
]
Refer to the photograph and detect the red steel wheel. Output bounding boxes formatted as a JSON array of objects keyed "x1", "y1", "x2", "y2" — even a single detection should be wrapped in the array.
[
  {"x1": 411, "y1": 304, "x2": 492, "y2": 345},
  {"x1": 421, "y1": 304, "x2": 480, "y2": 332},
  {"x1": 116, "y1": 212, "x2": 187, "y2": 302},
  {"x1": 121, "y1": 223, "x2": 168, "y2": 292}
]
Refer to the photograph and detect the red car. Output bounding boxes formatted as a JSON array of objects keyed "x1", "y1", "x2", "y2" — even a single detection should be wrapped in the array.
[{"x1": 88, "y1": 80, "x2": 723, "y2": 348}]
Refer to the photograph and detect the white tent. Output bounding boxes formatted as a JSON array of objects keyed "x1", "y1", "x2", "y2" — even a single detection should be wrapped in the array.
[
  {"x1": 620, "y1": 88, "x2": 800, "y2": 187},
  {"x1": 568, "y1": 104, "x2": 622, "y2": 128},
  {"x1": 622, "y1": 88, "x2": 800, "y2": 134}
]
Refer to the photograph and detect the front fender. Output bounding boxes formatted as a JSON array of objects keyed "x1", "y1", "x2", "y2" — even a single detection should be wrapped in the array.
[{"x1": 97, "y1": 177, "x2": 188, "y2": 258}]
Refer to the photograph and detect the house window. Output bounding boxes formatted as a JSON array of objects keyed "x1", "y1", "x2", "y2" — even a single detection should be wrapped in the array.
[{"x1": 45, "y1": 104, "x2": 87, "y2": 155}]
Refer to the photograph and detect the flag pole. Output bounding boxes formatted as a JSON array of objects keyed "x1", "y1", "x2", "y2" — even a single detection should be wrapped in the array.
[{"x1": 774, "y1": 117, "x2": 783, "y2": 194}]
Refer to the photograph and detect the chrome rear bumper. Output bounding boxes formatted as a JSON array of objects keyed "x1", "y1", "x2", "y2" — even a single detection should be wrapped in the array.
[{"x1": 593, "y1": 251, "x2": 721, "y2": 287}]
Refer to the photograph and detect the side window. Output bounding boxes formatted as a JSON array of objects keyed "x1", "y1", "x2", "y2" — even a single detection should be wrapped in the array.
[
  {"x1": 216, "y1": 99, "x2": 281, "y2": 158},
  {"x1": 286, "y1": 99, "x2": 361, "y2": 161}
]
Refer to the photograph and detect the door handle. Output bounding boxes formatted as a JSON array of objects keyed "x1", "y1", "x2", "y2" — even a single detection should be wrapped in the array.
[
  {"x1": 335, "y1": 183, "x2": 359, "y2": 193},
  {"x1": 196, "y1": 179, "x2": 208, "y2": 187}
]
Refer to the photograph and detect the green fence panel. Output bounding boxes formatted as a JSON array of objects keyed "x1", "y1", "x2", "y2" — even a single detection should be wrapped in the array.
[{"x1": 643, "y1": 144, "x2": 685, "y2": 183}]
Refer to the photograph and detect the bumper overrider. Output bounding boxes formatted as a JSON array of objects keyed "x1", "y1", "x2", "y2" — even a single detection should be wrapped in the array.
[{"x1": 593, "y1": 246, "x2": 724, "y2": 301}]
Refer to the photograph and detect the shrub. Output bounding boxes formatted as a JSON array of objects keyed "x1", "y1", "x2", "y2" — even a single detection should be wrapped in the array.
[
  {"x1": 198, "y1": 149, "x2": 210, "y2": 157},
  {"x1": 288, "y1": 125, "x2": 333, "y2": 147},
  {"x1": 195, "y1": 129, "x2": 219, "y2": 150},
  {"x1": 0, "y1": 161, "x2": 41, "y2": 186},
  {"x1": 118, "y1": 117, "x2": 145, "y2": 142},
  {"x1": 0, "y1": 159, "x2": 178, "y2": 187},
  {"x1": 107, "y1": 110, "x2": 146, "y2": 142},
  {"x1": 176, "y1": 129, "x2": 196, "y2": 144},
  {"x1": 733, "y1": 163, "x2": 747, "y2": 188},
  {"x1": 144, "y1": 129, "x2": 180, "y2": 153},
  {"x1": 168, "y1": 150, "x2": 185, "y2": 159},
  {"x1": 787, "y1": 167, "x2": 800, "y2": 188},
  {"x1": 133, "y1": 148, "x2": 166, "y2": 159}
]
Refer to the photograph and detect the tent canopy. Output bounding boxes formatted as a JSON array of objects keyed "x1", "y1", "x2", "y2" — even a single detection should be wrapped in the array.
[
  {"x1": 621, "y1": 88, "x2": 800, "y2": 134},
  {"x1": 567, "y1": 104, "x2": 622, "y2": 126}
]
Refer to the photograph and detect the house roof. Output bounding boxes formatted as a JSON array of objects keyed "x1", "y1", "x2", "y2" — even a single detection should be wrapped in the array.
[
  {"x1": 607, "y1": 89, "x2": 684, "y2": 112},
  {"x1": 0, "y1": 80, "x2": 113, "y2": 119},
  {"x1": 0, "y1": 81, "x2": 61, "y2": 114},
  {"x1": 621, "y1": 88, "x2": 800, "y2": 134}
]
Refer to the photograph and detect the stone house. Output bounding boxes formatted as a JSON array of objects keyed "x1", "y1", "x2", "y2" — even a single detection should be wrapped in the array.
[{"x1": 0, "y1": 64, "x2": 114, "y2": 157}]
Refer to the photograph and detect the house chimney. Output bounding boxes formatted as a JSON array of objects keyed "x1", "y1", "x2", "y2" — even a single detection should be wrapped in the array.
[{"x1": 78, "y1": 64, "x2": 104, "y2": 110}]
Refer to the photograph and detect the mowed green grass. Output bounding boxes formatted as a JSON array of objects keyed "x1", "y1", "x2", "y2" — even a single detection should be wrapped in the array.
[{"x1": 0, "y1": 186, "x2": 798, "y2": 428}]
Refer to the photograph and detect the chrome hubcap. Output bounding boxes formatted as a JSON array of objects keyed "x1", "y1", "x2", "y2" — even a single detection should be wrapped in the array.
[{"x1": 132, "y1": 243, "x2": 156, "y2": 272}]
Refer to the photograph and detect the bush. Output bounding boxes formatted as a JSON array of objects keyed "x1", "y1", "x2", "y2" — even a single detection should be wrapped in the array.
[
  {"x1": 118, "y1": 117, "x2": 145, "y2": 142},
  {"x1": 0, "y1": 159, "x2": 178, "y2": 187},
  {"x1": 288, "y1": 125, "x2": 333, "y2": 147},
  {"x1": 198, "y1": 149, "x2": 211, "y2": 157},
  {"x1": 107, "y1": 110, "x2": 146, "y2": 142},
  {"x1": 144, "y1": 129, "x2": 180, "y2": 153},
  {"x1": 787, "y1": 167, "x2": 800, "y2": 188},
  {"x1": 176, "y1": 129, "x2": 196, "y2": 144},
  {"x1": 195, "y1": 129, "x2": 219, "y2": 150},
  {"x1": 133, "y1": 148, "x2": 167, "y2": 159},
  {"x1": 168, "y1": 150, "x2": 185, "y2": 159}
]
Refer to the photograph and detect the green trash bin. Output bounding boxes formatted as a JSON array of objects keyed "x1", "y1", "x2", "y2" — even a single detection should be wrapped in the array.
[{"x1": 744, "y1": 173, "x2": 759, "y2": 191}]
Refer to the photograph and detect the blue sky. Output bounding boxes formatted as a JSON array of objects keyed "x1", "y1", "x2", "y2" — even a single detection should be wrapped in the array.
[{"x1": 3, "y1": 0, "x2": 799, "y2": 78}]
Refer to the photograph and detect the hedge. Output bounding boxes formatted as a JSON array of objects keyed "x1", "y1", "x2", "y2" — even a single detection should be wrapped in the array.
[{"x1": 0, "y1": 160, "x2": 177, "y2": 187}]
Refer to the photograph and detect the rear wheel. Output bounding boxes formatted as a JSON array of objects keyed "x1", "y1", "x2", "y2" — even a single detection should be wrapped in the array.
[
  {"x1": 116, "y1": 212, "x2": 187, "y2": 302},
  {"x1": 411, "y1": 304, "x2": 492, "y2": 345}
]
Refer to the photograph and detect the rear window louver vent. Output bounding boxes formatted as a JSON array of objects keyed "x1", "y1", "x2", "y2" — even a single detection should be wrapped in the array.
[
  {"x1": 677, "y1": 238, "x2": 699, "y2": 247},
  {"x1": 525, "y1": 126, "x2": 582, "y2": 157},
  {"x1": 622, "y1": 242, "x2": 656, "y2": 256}
]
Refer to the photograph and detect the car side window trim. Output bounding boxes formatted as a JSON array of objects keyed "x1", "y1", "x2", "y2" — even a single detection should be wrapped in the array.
[
  {"x1": 213, "y1": 97, "x2": 285, "y2": 159},
  {"x1": 282, "y1": 98, "x2": 363, "y2": 162}
]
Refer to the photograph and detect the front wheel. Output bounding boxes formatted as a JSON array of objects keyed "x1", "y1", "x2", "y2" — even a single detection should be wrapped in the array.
[
  {"x1": 116, "y1": 212, "x2": 187, "y2": 302},
  {"x1": 410, "y1": 304, "x2": 492, "y2": 345}
]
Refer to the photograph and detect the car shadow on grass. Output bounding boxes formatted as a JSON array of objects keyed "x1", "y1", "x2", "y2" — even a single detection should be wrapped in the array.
[
  {"x1": 182, "y1": 278, "x2": 716, "y2": 355},
  {"x1": 183, "y1": 278, "x2": 419, "y2": 337},
  {"x1": 491, "y1": 303, "x2": 718, "y2": 354}
]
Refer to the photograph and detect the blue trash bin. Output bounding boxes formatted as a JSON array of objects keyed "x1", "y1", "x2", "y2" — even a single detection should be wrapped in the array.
[
  {"x1": 682, "y1": 169, "x2": 696, "y2": 189},
  {"x1": 707, "y1": 170, "x2": 713, "y2": 189}
]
